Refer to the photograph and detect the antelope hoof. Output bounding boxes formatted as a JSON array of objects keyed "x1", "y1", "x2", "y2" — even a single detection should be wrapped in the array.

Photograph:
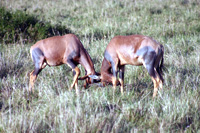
[
  {"x1": 29, "y1": 87, "x2": 34, "y2": 94},
  {"x1": 153, "y1": 92, "x2": 157, "y2": 98},
  {"x1": 69, "y1": 87, "x2": 73, "y2": 91},
  {"x1": 75, "y1": 89, "x2": 80, "y2": 95}
]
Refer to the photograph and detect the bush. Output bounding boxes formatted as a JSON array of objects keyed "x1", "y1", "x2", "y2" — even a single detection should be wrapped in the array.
[{"x1": 0, "y1": 7, "x2": 71, "y2": 44}]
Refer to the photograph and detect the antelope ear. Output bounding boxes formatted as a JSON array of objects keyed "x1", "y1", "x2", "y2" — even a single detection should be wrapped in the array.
[{"x1": 88, "y1": 75, "x2": 101, "y2": 80}]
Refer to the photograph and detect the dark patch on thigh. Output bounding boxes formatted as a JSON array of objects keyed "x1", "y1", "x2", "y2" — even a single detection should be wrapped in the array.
[
  {"x1": 136, "y1": 46, "x2": 156, "y2": 65},
  {"x1": 104, "y1": 50, "x2": 117, "y2": 75},
  {"x1": 145, "y1": 63, "x2": 156, "y2": 78},
  {"x1": 104, "y1": 50, "x2": 115, "y2": 68},
  {"x1": 68, "y1": 51, "x2": 79, "y2": 60},
  {"x1": 31, "y1": 48, "x2": 45, "y2": 76},
  {"x1": 31, "y1": 48, "x2": 44, "y2": 68},
  {"x1": 144, "y1": 51, "x2": 156, "y2": 66},
  {"x1": 67, "y1": 51, "x2": 79, "y2": 69},
  {"x1": 136, "y1": 46, "x2": 157, "y2": 78}
]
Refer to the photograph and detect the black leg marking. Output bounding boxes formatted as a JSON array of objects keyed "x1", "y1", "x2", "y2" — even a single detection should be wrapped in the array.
[
  {"x1": 119, "y1": 65, "x2": 125, "y2": 93},
  {"x1": 67, "y1": 59, "x2": 76, "y2": 69},
  {"x1": 146, "y1": 64, "x2": 156, "y2": 78},
  {"x1": 156, "y1": 50, "x2": 164, "y2": 83},
  {"x1": 119, "y1": 65, "x2": 125, "y2": 81},
  {"x1": 112, "y1": 65, "x2": 117, "y2": 77},
  {"x1": 156, "y1": 66, "x2": 163, "y2": 82},
  {"x1": 144, "y1": 49, "x2": 155, "y2": 74},
  {"x1": 33, "y1": 67, "x2": 42, "y2": 76}
]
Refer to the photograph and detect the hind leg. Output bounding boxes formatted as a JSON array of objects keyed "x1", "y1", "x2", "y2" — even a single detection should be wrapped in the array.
[
  {"x1": 155, "y1": 48, "x2": 164, "y2": 91},
  {"x1": 72, "y1": 67, "x2": 80, "y2": 94},
  {"x1": 156, "y1": 66, "x2": 163, "y2": 90},
  {"x1": 104, "y1": 51, "x2": 119, "y2": 91},
  {"x1": 147, "y1": 66, "x2": 163, "y2": 97},
  {"x1": 143, "y1": 51, "x2": 161, "y2": 97},
  {"x1": 151, "y1": 71, "x2": 161, "y2": 97},
  {"x1": 29, "y1": 49, "x2": 46, "y2": 93},
  {"x1": 29, "y1": 69, "x2": 41, "y2": 93},
  {"x1": 146, "y1": 64, "x2": 160, "y2": 97},
  {"x1": 111, "y1": 58, "x2": 119, "y2": 91}
]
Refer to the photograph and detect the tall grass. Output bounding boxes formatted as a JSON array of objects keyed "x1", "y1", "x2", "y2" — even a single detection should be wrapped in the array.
[{"x1": 1, "y1": 0, "x2": 200, "y2": 132}]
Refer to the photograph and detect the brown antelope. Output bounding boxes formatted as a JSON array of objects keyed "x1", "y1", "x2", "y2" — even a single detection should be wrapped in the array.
[
  {"x1": 29, "y1": 34, "x2": 98, "y2": 94},
  {"x1": 89, "y1": 35, "x2": 164, "y2": 97}
]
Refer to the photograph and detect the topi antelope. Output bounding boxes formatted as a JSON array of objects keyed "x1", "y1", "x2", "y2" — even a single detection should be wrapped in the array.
[
  {"x1": 29, "y1": 34, "x2": 99, "y2": 94},
  {"x1": 89, "y1": 35, "x2": 164, "y2": 97}
]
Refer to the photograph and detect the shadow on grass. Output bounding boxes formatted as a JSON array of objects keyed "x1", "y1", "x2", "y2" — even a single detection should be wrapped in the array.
[
  {"x1": 171, "y1": 115, "x2": 193, "y2": 131},
  {"x1": 0, "y1": 62, "x2": 24, "y2": 79}
]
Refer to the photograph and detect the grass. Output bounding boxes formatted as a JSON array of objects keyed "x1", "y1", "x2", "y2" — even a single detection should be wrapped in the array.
[{"x1": 1, "y1": 0, "x2": 200, "y2": 132}]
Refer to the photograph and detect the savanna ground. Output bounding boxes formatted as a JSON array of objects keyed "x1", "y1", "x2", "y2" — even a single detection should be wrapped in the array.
[{"x1": 0, "y1": 0, "x2": 200, "y2": 132}]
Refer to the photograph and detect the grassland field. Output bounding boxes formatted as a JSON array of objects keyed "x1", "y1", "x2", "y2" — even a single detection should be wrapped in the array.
[{"x1": 0, "y1": 0, "x2": 200, "y2": 132}]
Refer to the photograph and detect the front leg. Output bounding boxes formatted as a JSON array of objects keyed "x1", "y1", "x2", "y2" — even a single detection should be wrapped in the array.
[
  {"x1": 71, "y1": 67, "x2": 80, "y2": 94},
  {"x1": 67, "y1": 58, "x2": 80, "y2": 94},
  {"x1": 111, "y1": 58, "x2": 119, "y2": 91}
]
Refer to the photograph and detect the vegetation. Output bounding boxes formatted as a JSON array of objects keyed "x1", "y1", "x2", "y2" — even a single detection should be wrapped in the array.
[
  {"x1": 0, "y1": 0, "x2": 200, "y2": 132},
  {"x1": 0, "y1": 7, "x2": 70, "y2": 44}
]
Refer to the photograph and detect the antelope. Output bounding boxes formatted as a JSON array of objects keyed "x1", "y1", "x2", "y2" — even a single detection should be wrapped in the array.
[
  {"x1": 89, "y1": 35, "x2": 164, "y2": 97},
  {"x1": 29, "y1": 34, "x2": 98, "y2": 94}
]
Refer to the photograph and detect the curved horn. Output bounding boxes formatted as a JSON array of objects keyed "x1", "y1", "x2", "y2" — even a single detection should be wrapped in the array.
[
  {"x1": 78, "y1": 72, "x2": 101, "y2": 80},
  {"x1": 78, "y1": 75, "x2": 90, "y2": 80},
  {"x1": 78, "y1": 74, "x2": 101, "y2": 80},
  {"x1": 88, "y1": 75, "x2": 101, "y2": 80}
]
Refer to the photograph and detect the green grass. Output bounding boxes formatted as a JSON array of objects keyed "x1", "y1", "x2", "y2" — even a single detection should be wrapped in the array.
[{"x1": 1, "y1": 0, "x2": 200, "y2": 132}]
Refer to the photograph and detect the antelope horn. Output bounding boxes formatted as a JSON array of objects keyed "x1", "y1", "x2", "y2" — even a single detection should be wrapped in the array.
[
  {"x1": 78, "y1": 75, "x2": 90, "y2": 80},
  {"x1": 88, "y1": 75, "x2": 101, "y2": 80}
]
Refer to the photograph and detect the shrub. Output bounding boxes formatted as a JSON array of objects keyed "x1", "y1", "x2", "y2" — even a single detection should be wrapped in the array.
[{"x1": 0, "y1": 7, "x2": 71, "y2": 44}]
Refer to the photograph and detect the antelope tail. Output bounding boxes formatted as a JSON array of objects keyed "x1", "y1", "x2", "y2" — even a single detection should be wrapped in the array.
[{"x1": 160, "y1": 46, "x2": 164, "y2": 75}]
